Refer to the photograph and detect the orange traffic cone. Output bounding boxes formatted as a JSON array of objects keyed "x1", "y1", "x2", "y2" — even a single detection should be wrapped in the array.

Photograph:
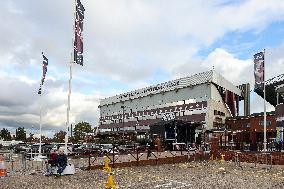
[{"x1": 0, "y1": 155, "x2": 7, "y2": 177}]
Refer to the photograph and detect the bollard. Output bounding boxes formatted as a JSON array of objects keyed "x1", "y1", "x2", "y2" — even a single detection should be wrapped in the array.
[
  {"x1": 254, "y1": 154, "x2": 258, "y2": 168},
  {"x1": 235, "y1": 152, "x2": 242, "y2": 169},
  {"x1": 80, "y1": 158, "x2": 84, "y2": 169},
  {"x1": 221, "y1": 154, "x2": 225, "y2": 162},
  {"x1": 11, "y1": 159, "x2": 14, "y2": 172},
  {"x1": 210, "y1": 154, "x2": 214, "y2": 161},
  {"x1": 22, "y1": 153, "x2": 27, "y2": 171},
  {"x1": 270, "y1": 154, "x2": 273, "y2": 170}
]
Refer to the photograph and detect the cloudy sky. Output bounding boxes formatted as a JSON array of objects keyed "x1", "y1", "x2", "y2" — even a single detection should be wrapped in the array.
[{"x1": 1, "y1": 0, "x2": 284, "y2": 137}]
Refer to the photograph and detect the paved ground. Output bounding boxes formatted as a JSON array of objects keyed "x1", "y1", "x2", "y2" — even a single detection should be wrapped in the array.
[{"x1": 2, "y1": 161, "x2": 284, "y2": 189}]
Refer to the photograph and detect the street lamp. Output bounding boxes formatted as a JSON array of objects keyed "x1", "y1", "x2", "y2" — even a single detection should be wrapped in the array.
[{"x1": 121, "y1": 106, "x2": 125, "y2": 141}]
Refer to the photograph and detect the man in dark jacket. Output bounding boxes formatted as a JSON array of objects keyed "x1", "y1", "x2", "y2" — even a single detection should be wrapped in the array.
[{"x1": 56, "y1": 150, "x2": 67, "y2": 175}]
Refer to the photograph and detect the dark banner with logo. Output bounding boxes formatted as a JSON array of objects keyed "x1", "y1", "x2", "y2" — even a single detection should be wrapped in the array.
[
  {"x1": 276, "y1": 103, "x2": 284, "y2": 127},
  {"x1": 254, "y1": 52, "x2": 264, "y2": 90}
]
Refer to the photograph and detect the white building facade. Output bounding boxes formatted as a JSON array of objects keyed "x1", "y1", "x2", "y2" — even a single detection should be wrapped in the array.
[{"x1": 99, "y1": 70, "x2": 242, "y2": 133}]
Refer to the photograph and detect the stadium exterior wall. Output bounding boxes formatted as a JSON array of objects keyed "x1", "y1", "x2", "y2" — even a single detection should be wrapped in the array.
[{"x1": 99, "y1": 71, "x2": 241, "y2": 133}]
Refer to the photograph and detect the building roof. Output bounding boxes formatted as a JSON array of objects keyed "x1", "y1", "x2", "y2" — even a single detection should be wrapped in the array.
[
  {"x1": 254, "y1": 73, "x2": 284, "y2": 106},
  {"x1": 100, "y1": 70, "x2": 242, "y2": 106}
]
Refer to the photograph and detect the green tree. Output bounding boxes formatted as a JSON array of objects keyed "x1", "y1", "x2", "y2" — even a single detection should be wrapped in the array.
[
  {"x1": 53, "y1": 131, "x2": 66, "y2": 143},
  {"x1": 16, "y1": 127, "x2": 26, "y2": 141},
  {"x1": 0, "y1": 128, "x2": 12, "y2": 141},
  {"x1": 73, "y1": 122, "x2": 92, "y2": 142},
  {"x1": 26, "y1": 133, "x2": 34, "y2": 144}
]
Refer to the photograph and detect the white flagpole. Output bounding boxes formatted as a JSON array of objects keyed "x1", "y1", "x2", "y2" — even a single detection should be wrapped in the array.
[
  {"x1": 65, "y1": 0, "x2": 76, "y2": 155},
  {"x1": 39, "y1": 84, "x2": 42, "y2": 156},
  {"x1": 65, "y1": 56, "x2": 72, "y2": 155},
  {"x1": 263, "y1": 49, "x2": 267, "y2": 152}
]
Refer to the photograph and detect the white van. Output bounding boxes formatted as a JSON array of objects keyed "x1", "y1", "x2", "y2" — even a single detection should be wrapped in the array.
[
  {"x1": 100, "y1": 144, "x2": 119, "y2": 154},
  {"x1": 52, "y1": 143, "x2": 73, "y2": 155}
]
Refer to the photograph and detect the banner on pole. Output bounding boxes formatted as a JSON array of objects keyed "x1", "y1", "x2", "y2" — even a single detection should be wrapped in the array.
[
  {"x1": 276, "y1": 103, "x2": 284, "y2": 127},
  {"x1": 74, "y1": 0, "x2": 85, "y2": 66},
  {"x1": 254, "y1": 52, "x2": 264, "y2": 90},
  {"x1": 38, "y1": 52, "x2": 48, "y2": 94},
  {"x1": 38, "y1": 86, "x2": 42, "y2": 95},
  {"x1": 41, "y1": 52, "x2": 48, "y2": 84}
]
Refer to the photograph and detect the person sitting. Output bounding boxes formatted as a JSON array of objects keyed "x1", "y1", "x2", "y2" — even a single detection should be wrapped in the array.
[
  {"x1": 49, "y1": 150, "x2": 58, "y2": 166},
  {"x1": 45, "y1": 149, "x2": 57, "y2": 176},
  {"x1": 56, "y1": 150, "x2": 67, "y2": 176}
]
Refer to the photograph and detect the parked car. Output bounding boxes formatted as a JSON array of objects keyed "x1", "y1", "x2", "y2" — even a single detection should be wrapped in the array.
[
  {"x1": 99, "y1": 144, "x2": 119, "y2": 154},
  {"x1": 75, "y1": 143, "x2": 101, "y2": 154},
  {"x1": 119, "y1": 145, "x2": 134, "y2": 153},
  {"x1": 14, "y1": 143, "x2": 30, "y2": 153},
  {"x1": 52, "y1": 143, "x2": 74, "y2": 155},
  {"x1": 29, "y1": 143, "x2": 52, "y2": 153},
  {"x1": 26, "y1": 143, "x2": 51, "y2": 159}
]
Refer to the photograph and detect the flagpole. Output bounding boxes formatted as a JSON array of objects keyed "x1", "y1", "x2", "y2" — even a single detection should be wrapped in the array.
[
  {"x1": 263, "y1": 48, "x2": 267, "y2": 152},
  {"x1": 65, "y1": 0, "x2": 76, "y2": 155},
  {"x1": 39, "y1": 84, "x2": 42, "y2": 156},
  {"x1": 65, "y1": 55, "x2": 72, "y2": 155}
]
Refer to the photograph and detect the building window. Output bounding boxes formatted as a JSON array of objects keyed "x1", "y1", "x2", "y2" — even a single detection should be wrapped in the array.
[
  {"x1": 214, "y1": 110, "x2": 217, "y2": 115},
  {"x1": 259, "y1": 120, "x2": 272, "y2": 126},
  {"x1": 242, "y1": 123, "x2": 250, "y2": 128}
]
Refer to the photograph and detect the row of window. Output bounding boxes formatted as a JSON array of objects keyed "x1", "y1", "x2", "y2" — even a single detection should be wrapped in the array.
[
  {"x1": 101, "y1": 100, "x2": 207, "y2": 116},
  {"x1": 259, "y1": 120, "x2": 272, "y2": 126},
  {"x1": 105, "y1": 110, "x2": 203, "y2": 124},
  {"x1": 106, "y1": 126, "x2": 150, "y2": 132},
  {"x1": 214, "y1": 110, "x2": 225, "y2": 116},
  {"x1": 240, "y1": 120, "x2": 272, "y2": 128},
  {"x1": 100, "y1": 103, "x2": 206, "y2": 121}
]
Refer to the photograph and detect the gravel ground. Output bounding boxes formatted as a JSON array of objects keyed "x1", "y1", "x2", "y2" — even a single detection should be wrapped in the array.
[{"x1": 2, "y1": 161, "x2": 284, "y2": 189}]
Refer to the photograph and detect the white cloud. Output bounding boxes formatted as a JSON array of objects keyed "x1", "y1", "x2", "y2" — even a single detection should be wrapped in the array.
[
  {"x1": 203, "y1": 48, "x2": 253, "y2": 85},
  {"x1": 81, "y1": 0, "x2": 284, "y2": 83},
  {"x1": 1, "y1": 0, "x2": 284, "y2": 134}
]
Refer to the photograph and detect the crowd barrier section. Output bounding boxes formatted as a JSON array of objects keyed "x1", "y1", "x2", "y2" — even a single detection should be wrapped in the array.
[{"x1": 3, "y1": 147, "x2": 284, "y2": 174}]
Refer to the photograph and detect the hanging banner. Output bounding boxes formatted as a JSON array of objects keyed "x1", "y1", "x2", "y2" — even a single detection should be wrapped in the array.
[
  {"x1": 38, "y1": 52, "x2": 48, "y2": 95},
  {"x1": 276, "y1": 103, "x2": 284, "y2": 127},
  {"x1": 254, "y1": 52, "x2": 264, "y2": 90},
  {"x1": 74, "y1": 0, "x2": 85, "y2": 66}
]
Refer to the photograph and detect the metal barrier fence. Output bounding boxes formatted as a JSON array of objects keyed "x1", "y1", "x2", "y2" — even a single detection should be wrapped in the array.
[
  {"x1": 73, "y1": 146, "x2": 193, "y2": 170},
  {"x1": 1, "y1": 148, "x2": 277, "y2": 174},
  {"x1": 0, "y1": 147, "x2": 195, "y2": 174},
  {"x1": 1, "y1": 152, "x2": 47, "y2": 174}
]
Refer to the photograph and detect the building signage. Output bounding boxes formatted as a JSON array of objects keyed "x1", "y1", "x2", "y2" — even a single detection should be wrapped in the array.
[{"x1": 117, "y1": 80, "x2": 180, "y2": 101}]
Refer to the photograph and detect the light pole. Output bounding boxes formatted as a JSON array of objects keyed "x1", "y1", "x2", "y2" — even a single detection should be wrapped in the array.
[{"x1": 121, "y1": 106, "x2": 125, "y2": 141}]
